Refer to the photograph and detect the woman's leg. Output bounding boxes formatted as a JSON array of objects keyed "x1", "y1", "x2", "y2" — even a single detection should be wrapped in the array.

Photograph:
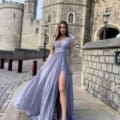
[{"x1": 58, "y1": 70, "x2": 67, "y2": 120}]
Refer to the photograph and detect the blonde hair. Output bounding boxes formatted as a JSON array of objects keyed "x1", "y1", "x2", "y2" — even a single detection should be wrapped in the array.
[
  {"x1": 49, "y1": 26, "x2": 58, "y2": 54},
  {"x1": 49, "y1": 20, "x2": 69, "y2": 54}
]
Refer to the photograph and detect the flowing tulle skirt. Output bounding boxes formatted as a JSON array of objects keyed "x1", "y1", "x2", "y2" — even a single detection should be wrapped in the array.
[{"x1": 14, "y1": 52, "x2": 77, "y2": 120}]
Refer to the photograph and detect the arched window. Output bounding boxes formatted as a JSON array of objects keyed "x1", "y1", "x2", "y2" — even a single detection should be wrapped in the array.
[{"x1": 67, "y1": 12, "x2": 75, "y2": 24}]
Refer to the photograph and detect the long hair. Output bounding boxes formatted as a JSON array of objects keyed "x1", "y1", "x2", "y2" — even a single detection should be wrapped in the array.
[{"x1": 50, "y1": 20, "x2": 70, "y2": 53}]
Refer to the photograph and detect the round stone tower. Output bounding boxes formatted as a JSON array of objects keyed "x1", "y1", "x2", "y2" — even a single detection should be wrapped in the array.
[{"x1": 0, "y1": 1, "x2": 24, "y2": 51}]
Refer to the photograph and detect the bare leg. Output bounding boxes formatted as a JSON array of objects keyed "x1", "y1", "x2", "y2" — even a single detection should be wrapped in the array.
[{"x1": 58, "y1": 71, "x2": 67, "y2": 120}]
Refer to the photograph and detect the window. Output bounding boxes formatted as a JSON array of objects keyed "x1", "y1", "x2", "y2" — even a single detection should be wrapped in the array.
[
  {"x1": 13, "y1": 13, "x2": 16, "y2": 19},
  {"x1": 67, "y1": 12, "x2": 75, "y2": 24},
  {"x1": 36, "y1": 28, "x2": 39, "y2": 34},
  {"x1": 48, "y1": 15, "x2": 51, "y2": 23}
]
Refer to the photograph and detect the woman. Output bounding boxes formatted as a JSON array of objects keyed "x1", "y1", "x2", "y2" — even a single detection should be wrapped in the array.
[{"x1": 14, "y1": 20, "x2": 76, "y2": 120}]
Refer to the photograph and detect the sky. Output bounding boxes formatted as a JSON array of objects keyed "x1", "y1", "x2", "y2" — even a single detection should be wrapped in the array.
[
  {"x1": 0, "y1": 0, "x2": 43, "y2": 19},
  {"x1": 37, "y1": 0, "x2": 43, "y2": 19}
]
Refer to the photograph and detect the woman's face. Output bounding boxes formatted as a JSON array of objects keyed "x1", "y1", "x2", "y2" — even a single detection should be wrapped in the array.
[{"x1": 59, "y1": 23, "x2": 67, "y2": 35}]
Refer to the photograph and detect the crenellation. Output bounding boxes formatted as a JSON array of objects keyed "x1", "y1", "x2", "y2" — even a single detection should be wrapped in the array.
[{"x1": 0, "y1": 2, "x2": 24, "y2": 9}]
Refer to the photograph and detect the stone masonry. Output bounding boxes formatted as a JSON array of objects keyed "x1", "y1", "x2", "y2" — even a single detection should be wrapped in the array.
[{"x1": 82, "y1": 38, "x2": 120, "y2": 113}]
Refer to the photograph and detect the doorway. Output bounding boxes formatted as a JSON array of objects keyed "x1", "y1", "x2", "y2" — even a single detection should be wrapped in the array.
[{"x1": 99, "y1": 28, "x2": 119, "y2": 40}]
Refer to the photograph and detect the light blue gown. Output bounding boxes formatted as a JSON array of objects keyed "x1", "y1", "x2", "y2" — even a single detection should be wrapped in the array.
[{"x1": 14, "y1": 36, "x2": 77, "y2": 120}]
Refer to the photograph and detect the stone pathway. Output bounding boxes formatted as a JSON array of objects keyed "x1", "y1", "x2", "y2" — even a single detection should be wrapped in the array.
[{"x1": 0, "y1": 59, "x2": 44, "y2": 120}]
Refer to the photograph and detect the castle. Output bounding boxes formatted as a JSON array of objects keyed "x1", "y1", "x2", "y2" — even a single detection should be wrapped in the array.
[{"x1": 0, "y1": 0, "x2": 120, "y2": 51}]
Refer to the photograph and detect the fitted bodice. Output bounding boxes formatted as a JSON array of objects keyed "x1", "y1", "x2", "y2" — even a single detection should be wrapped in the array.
[{"x1": 54, "y1": 36, "x2": 72, "y2": 56}]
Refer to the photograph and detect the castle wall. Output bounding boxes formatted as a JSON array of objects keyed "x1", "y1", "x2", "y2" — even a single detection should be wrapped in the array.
[
  {"x1": 0, "y1": 2, "x2": 24, "y2": 51},
  {"x1": 24, "y1": 0, "x2": 38, "y2": 19},
  {"x1": 82, "y1": 38, "x2": 120, "y2": 113},
  {"x1": 59, "y1": 0, "x2": 87, "y2": 46},
  {"x1": 21, "y1": 19, "x2": 40, "y2": 50},
  {"x1": 40, "y1": 0, "x2": 87, "y2": 50},
  {"x1": 91, "y1": 0, "x2": 120, "y2": 41},
  {"x1": 40, "y1": 3, "x2": 58, "y2": 48},
  {"x1": 20, "y1": 0, "x2": 40, "y2": 50}
]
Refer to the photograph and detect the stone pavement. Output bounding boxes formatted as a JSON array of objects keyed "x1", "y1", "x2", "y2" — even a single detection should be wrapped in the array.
[
  {"x1": 0, "y1": 59, "x2": 44, "y2": 120},
  {"x1": 0, "y1": 57, "x2": 120, "y2": 120}
]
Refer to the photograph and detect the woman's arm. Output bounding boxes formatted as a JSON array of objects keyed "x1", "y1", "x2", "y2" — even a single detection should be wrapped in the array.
[{"x1": 68, "y1": 38, "x2": 74, "y2": 74}]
